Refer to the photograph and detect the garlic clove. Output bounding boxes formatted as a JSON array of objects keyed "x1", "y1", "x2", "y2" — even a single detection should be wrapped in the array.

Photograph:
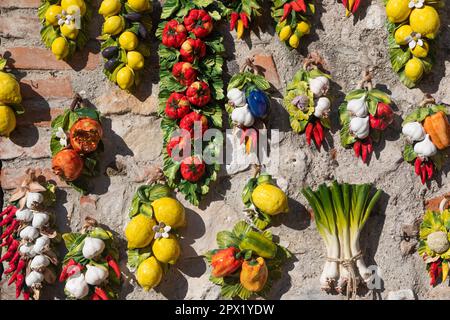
[
  {"x1": 32, "y1": 212, "x2": 50, "y2": 229},
  {"x1": 227, "y1": 88, "x2": 247, "y2": 107},
  {"x1": 231, "y1": 104, "x2": 255, "y2": 127},
  {"x1": 19, "y1": 226, "x2": 40, "y2": 241},
  {"x1": 347, "y1": 95, "x2": 368, "y2": 117},
  {"x1": 314, "y1": 97, "x2": 331, "y2": 118},
  {"x1": 85, "y1": 265, "x2": 109, "y2": 286},
  {"x1": 16, "y1": 209, "x2": 34, "y2": 222},
  {"x1": 33, "y1": 235, "x2": 50, "y2": 254},
  {"x1": 65, "y1": 273, "x2": 89, "y2": 299},
  {"x1": 402, "y1": 121, "x2": 425, "y2": 142},
  {"x1": 26, "y1": 192, "x2": 44, "y2": 209},
  {"x1": 309, "y1": 76, "x2": 329, "y2": 97},
  {"x1": 414, "y1": 134, "x2": 437, "y2": 158},
  {"x1": 349, "y1": 116, "x2": 370, "y2": 139},
  {"x1": 30, "y1": 255, "x2": 50, "y2": 270},
  {"x1": 82, "y1": 237, "x2": 106, "y2": 259},
  {"x1": 25, "y1": 271, "x2": 44, "y2": 287}
]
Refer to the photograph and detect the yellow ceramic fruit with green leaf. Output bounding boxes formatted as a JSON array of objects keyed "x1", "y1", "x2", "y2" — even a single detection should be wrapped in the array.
[
  {"x1": 125, "y1": 214, "x2": 156, "y2": 249},
  {"x1": 410, "y1": 41, "x2": 429, "y2": 58},
  {"x1": 119, "y1": 31, "x2": 138, "y2": 51},
  {"x1": 152, "y1": 235, "x2": 180, "y2": 265},
  {"x1": 61, "y1": 0, "x2": 86, "y2": 16},
  {"x1": 152, "y1": 197, "x2": 185, "y2": 228},
  {"x1": 116, "y1": 66, "x2": 135, "y2": 90},
  {"x1": 60, "y1": 21, "x2": 79, "y2": 40},
  {"x1": 386, "y1": 0, "x2": 411, "y2": 23},
  {"x1": 394, "y1": 25, "x2": 413, "y2": 45},
  {"x1": 0, "y1": 70, "x2": 22, "y2": 105},
  {"x1": 51, "y1": 37, "x2": 69, "y2": 60},
  {"x1": 127, "y1": 0, "x2": 150, "y2": 12},
  {"x1": 251, "y1": 184, "x2": 289, "y2": 215},
  {"x1": 136, "y1": 257, "x2": 163, "y2": 291},
  {"x1": 45, "y1": 5, "x2": 63, "y2": 26},
  {"x1": 404, "y1": 57, "x2": 424, "y2": 82},
  {"x1": 0, "y1": 105, "x2": 16, "y2": 137},
  {"x1": 103, "y1": 15, "x2": 125, "y2": 35},
  {"x1": 296, "y1": 21, "x2": 310, "y2": 35},
  {"x1": 98, "y1": 0, "x2": 121, "y2": 17},
  {"x1": 126, "y1": 51, "x2": 145, "y2": 70},
  {"x1": 409, "y1": 6, "x2": 440, "y2": 40}
]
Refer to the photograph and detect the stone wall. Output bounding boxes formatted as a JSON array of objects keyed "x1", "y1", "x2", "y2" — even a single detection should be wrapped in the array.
[{"x1": 1, "y1": 0, "x2": 450, "y2": 299}]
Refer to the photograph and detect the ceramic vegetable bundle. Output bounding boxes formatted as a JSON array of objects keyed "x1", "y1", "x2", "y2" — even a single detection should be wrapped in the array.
[
  {"x1": 282, "y1": 55, "x2": 331, "y2": 150},
  {"x1": 126, "y1": 183, "x2": 186, "y2": 291},
  {"x1": 217, "y1": 0, "x2": 262, "y2": 39},
  {"x1": 339, "y1": 71, "x2": 394, "y2": 163},
  {"x1": 50, "y1": 94, "x2": 104, "y2": 194},
  {"x1": 385, "y1": 0, "x2": 443, "y2": 88},
  {"x1": 418, "y1": 199, "x2": 450, "y2": 286},
  {"x1": 271, "y1": 0, "x2": 314, "y2": 49},
  {"x1": 205, "y1": 221, "x2": 291, "y2": 299},
  {"x1": 99, "y1": 0, "x2": 152, "y2": 90},
  {"x1": 401, "y1": 95, "x2": 449, "y2": 184},
  {"x1": 60, "y1": 218, "x2": 120, "y2": 300},
  {"x1": 38, "y1": 0, "x2": 91, "y2": 61},
  {"x1": 0, "y1": 170, "x2": 58, "y2": 300},
  {"x1": 226, "y1": 61, "x2": 271, "y2": 154},
  {"x1": 0, "y1": 57, "x2": 23, "y2": 138},
  {"x1": 302, "y1": 181, "x2": 382, "y2": 298},
  {"x1": 241, "y1": 168, "x2": 289, "y2": 230},
  {"x1": 157, "y1": 0, "x2": 225, "y2": 206}
]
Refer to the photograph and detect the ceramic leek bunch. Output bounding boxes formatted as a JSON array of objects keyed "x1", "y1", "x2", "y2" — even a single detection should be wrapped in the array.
[
  {"x1": 205, "y1": 221, "x2": 291, "y2": 299},
  {"x1": 241, "y1": 166, "x2": 289, "y2": 230},
  {"x1": 99, "y1": 0, "x2": 152, "y2": 90},
  {"x1": 50, "y1": 94, "x2": 104, "y2": 194},
  {"x1": 38, "y1": 0, "x2": 91, "y2": 61},
  {"x1": 60, "y1": 218, "x2": 120, "y2": 300},
  {"x1": 0, "y1": 169, "x2": 58, "y2": 300},
  {"x1": 339, "y1": 70, "x2": 394, "y2": 163},
  {"x1": 226, "y1": 59, "x2": 271, "y2": 154},
  {"x1": 282, "y1": 53, "x2": 331, "y2": 150},
  {"x1": 125, "y1": 177, "x2": 186, "y2": 292},
  {"x1": 385, "y1": 0, "x2": 443, "y2": 88},
  {"x1": 418, "y1": 199, "x2": 450, "y2": 286},
  {"x1": 217, "y1": 0, "x2": 262, "y2": 39},
  {"x1": 401, "y1": 94, "x2": 449, "y2": 185},
  {"x1": 271, "y1": 0, "x2": 315, "y2": 49}
]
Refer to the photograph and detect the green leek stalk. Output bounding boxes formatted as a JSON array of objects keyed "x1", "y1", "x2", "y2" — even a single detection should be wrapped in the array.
[{"x1": 302, "y1": 181, "x2": 382, "y2": 294}]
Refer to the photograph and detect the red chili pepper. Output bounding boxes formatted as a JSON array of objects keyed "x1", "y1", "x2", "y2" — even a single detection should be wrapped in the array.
[
  {"x1": 230, "y1": 12, "x2": 239, "y2": 31},
  {"x1": 420, "y1": 165, "x2": 427, "y2": 184},
  {"x1": 316, "y1": 121, "x2": 324, "y2": 142},
  {"x1": 23, "y1": 290, "x2": 30, "y2": 300},
  {"x1": 91, "y1": 293, "x2": 101, "y2": 300},
  {"x1": 296, "y1": 0, "x2": 307, "y2": 12},
  {"x1": 0, "y1": 235, "x2": 13, "y2": 247},
  {"x1": 15, "y1": 273, "x2": 24, "y2": 298},
  {"x1": 0, "y1": 209, "x2": 17, "y2": 227},
  {"x1": 414, "y1": 158, "x2": 422, "y2": 176},
  {"x1": 305, "y1": 123, "x2": 313, "y2": 145},
  {"x1": 361, "y1": 144, "x2": 368, "y2": 163},
  {"x1": 9, "y1": 258, "x2": 26, "y2": 286},
  {"x1": 1, "y1": 220, "x2": 19, "y2": 240},
  {"x1": 291, "y1": 0, "x2": 301, "y2": 12},
  {"x1": 352, "y1": 0, "x2": 361, "y2": 13},
  {"x1": 313, "y1": 124, "x2": 321, "y2": 150},
  {"x1": 366, "y1": 137, "x2": 373, "y2": 154},
  {"x1": 0, "y1": 240, "x2": 19, "y2": 262},
  {"x1": 59, "y1": 259, "x2": 78, "y2": 282},
  {"x1": 281, "y1": 3, "x2": 292, "y2": 22},
  {"x1": 106, "y1": 255, "x2": 121, "y2": 280},
  {"x1": 426, "y1": 161, "x2": 434, "y2": 180},
  {"x1": 353, "y1": 141, "x2": 361, "y2": 158},
  {"x1": 240, "y1": 13, "x2": 249, "y2": 28},
  {"x1": 95, "y1": 287, "x2": 110, "y2": 300},
  {"x1": 0, "y1": 206, "x2": 13, "y2": 217},
  {"x1": 9, "y1": 249, "x2": 20, "y2": 266},
  {"x1": 4, "y1": 262, "x2": 17, "y2": 274},
  {"x1": 429, "y1": 261, "x2": 442, "y2": 286}
]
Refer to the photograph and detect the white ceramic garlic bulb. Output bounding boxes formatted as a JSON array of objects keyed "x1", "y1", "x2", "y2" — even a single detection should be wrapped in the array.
[
  {"x1": 32, "y1": 236, "x2": 50, "y2": 254},
  {"x1": 414, "y1": 134, "x2": 437, "y2": 158},
  {"x1": 65, "y1": 273, "x2": 89, "y2": 299},
  {"x1": 85, "y1": 265, "x2": 109, "y2": 286},
  {"x1": 309, "y1": 76, "x2": 329, "y2": 97},
  {"x1": 314, "y1": 97, "x2": 331, "y2": 118},
  {"x1": 25, "y1": 271, "x2": 44, "y2": 287},
  {"x1": 20, "y1": 226, "x2": 40, "y2": 241},
  {"x1": 16, "y1": 209, "x2": 34, "y2": 222},
  {"x1": 402, "y1": 121, "x2": 425, "y2": 142},
  {"x1": 30, "y1": 255, "x2": 50, "y2": 270},
  {"x1": 231, "y1": 104, "x2": 255, "y2": 127},
  {"x1": 347, "y1": 95, "x2": 368, "y2": 117},
  {"x1": 82, "y1": 237, "x2": 105, "y2": 259},
  {"x1": 26, "y1": 192, "x2": 44, "y2": 209},
  {"x1": 349, "y1": 116, "x2": 370, "y2": 139},
  {"x1": 32, "y1": 212, "x2": 49, "y2": 229},
  {"x1": 227, "y1": 88, "x2": 247, "y2": 107}
]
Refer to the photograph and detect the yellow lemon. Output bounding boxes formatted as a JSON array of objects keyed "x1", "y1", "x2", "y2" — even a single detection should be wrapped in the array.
[
  {"x1": 125, "y1": 214, "x2": 156, "y2": 249},
  {"x1": 127, "y1": 0, "x2": 150, "y2": 12},
  {"x1": 404, "y1": 57, "x2": 424, "y2": 82},
  {"x1": 98, "y1": 0, "x2": 122, "y2": 17},
  {"x1": 119, "y1": 31, "x2": 138, "y2": 51},
  {"x1": 45, "y1": 5, "x2": 63, "y2": 26},
  {"x1": 116, "y1": 66, "x2": 135, "y2": 90},
  {"x1": 152, "y1": 197, "x2": 185, "y2": 229},
  {"x1": 410, "y1": 6, "x2": 440, "y2": 39},
  {"x1": 61, "y1": 0, "x2": 86, "y2": 16},
  {"x1": 0, "y1": 72, "x2": 22, "y2": 105},
  {"x1": 386, "y1": 0, "x2": 411, "y2": 23},
  {"x1": 410, "y1": 41, "x2": 429, "y2": 58},
  {"x1": 251, "y1": 184, "x2": 289, "y2": 216},
  {"x1": 60, "y1": 21, "x2": 79, "y2": 40},
  {"x1": 289, "y1": 34, "x2": 300, "y2": 48},
  {"x1": 136, "y1": 257, "x2": 163, "y2": 291},
  {"x1": 0, "y1": 105, "x2": 16, "y2": 137},
  {"x1": 394, "y1": 25, "x2": 413, "y2": 45},
  {"x1": 152, "y1": 235, "x2": 180, "y2": 265},
  {"x1": 296, "y1": 21, "x2": 310, "y2": 35},
  {"x1": 279, "y1": 25, "x2": 292, "y2": 42},
  {"x1": 103, "y1": 15, "x2": 125, "y2": 35},
  {"x1": 126, "y1": 51, "x2": 145, "y2": 70},
  {"x1": 51, "y1": 37, "x2": 69, "y2": 60}
]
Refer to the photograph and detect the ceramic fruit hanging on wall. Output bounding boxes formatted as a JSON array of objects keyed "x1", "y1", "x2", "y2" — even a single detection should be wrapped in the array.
[
  {"x1": 125, "y1": 173, "x2": 186, "y2": 291},
  {"x1": 0, "y1": 169, "x2": 59, "y2": 300},
  {"x1": 217, "y1": 0, "x2": 262, "y2": 39},
  {"x1": 157, "y1": 0, "x2": 224, "y2": 206},
  {"x1": 339, "y1": 70, "x2": 394, "y2": 163},
  {"x1": 241, "y1": 166, "x2": 289, "y2": 230},
  {"x1": 99, "y1": 0, "x2": 152, "y2": 90},
  {"x1": 50, "y1": 94, "x2": 104, "y2": 194},
  {"x1": 38, "y1": 0, "x2": 91, "y2": 61},
  {"x1": 60, "y1": 217, "x2": 121, "y2": 300},
  {"x1": 226, "y1": 59, "x2": 271, "y2": 154},
  {"x1": 302, "y1": 181, "x2": 382, "y2": 299},
  {"x1": 0, "y1": 56, "x2": 24, "y2": 138},
  {"x1": 385, "y1": 0, "x2": 443, "y2": 88},
  {"x1": 282, "y1": 53, "x2": 332, "y2": 150},
  {"x1": 271, "y1": 0, "x2": 314, "y2": 49},
  {"x1": 205, "y1": 221, "x2": 291, "y2": 299},
  {"x1": 401, "y1": 94, "x2": 449, "y2": 185}
]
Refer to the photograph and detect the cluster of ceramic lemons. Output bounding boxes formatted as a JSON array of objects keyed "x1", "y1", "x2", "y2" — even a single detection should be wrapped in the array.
[
  {"x1": 386, "y1": 0, "x2": 441, "y2": 84},
  {"x1": 125, "y1": 188, "x2": 186, "y2": 291},
  {"x1": 0, "y1": 58, "x2": 23, "y2": 138},
  {"x1": 277, "y1": 20, "x2": 311, "y2": 49},
  {"x1": 42, "y1": 0, "x2": 89, "y2": 60},
  {"x1": 99, "y1": 0, "x2": 152, "y2": 90}
]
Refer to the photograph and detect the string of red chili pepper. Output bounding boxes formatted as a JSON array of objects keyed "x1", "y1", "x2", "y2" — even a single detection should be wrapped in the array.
[
  {"x1": 281, "y1": 0, "x2": 307, "y2": 22},
  {"x1": 414, "y1": 158, "x2": 434, "y2": 185},
  {"x1": 305, "y1": 120, "x2": 325, "y2": 150},
  {"x1": 353, "y1": 137, "x2": 373, "y2": 164}
]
